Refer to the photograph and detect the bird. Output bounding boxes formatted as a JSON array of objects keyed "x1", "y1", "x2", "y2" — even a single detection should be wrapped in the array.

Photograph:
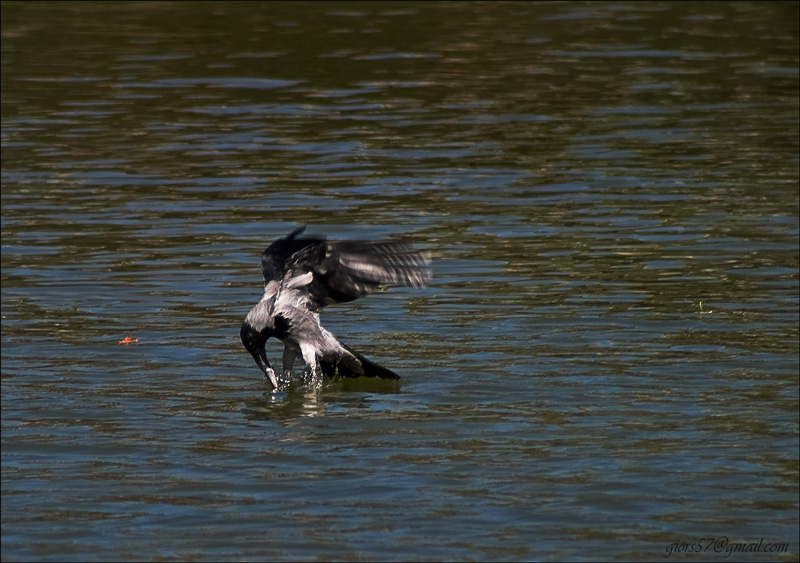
[{"x1": 240, "y1": 226, "x2": 431, "y2": 390}]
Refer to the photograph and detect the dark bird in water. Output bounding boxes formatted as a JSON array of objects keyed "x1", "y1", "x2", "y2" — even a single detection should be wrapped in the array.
[{"x1": 240, "y1": 226, "x2": 431, "y2": 390}]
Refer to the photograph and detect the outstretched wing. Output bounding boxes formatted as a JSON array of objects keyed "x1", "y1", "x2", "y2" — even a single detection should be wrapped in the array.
[
  {"x1": 260, "y1": 226, "x2": 321, "y2": 284},
  {"x1": 300, "y1": 238, "x2": 431, "y2": 308},
  {"x1": 263, "y1": 227, "x2": 432, "y2": 310}
]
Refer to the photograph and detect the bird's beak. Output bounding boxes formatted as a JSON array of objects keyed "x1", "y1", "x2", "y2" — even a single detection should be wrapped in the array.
[
  {"x1": 242, "y1": 322, "x2": 279, "y2": 389},
  {"x1": 260, "y1": 349, "x2": 279, "y2": 390},
  {"x1": 251, "y1": 345, "x2": 278, "y2": 390}
]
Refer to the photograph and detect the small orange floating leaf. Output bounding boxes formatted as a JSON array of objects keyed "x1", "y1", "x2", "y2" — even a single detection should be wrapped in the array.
[{"x1": 119, "y1": 336, "x2": 138, "y2": 344}]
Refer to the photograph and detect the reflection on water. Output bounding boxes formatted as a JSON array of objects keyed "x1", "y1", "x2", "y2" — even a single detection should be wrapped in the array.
[
  {"x1": 2, "y1": 1, "x2": 798, "y2": 561},
  {"x1": 243, "y1": 378, "x2": 403, "y2": 422}
]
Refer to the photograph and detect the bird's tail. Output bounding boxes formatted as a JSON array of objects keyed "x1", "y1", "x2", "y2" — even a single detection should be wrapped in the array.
[{"x1": 321, "y1": 343, "x2": 400, "y2": 380}]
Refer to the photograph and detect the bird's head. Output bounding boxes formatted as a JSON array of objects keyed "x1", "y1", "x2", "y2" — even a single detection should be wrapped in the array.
[
  {"x1": 241, "y1": 283, "x2": 281, "y2": 388},
  {"x1": 240, "y1": 319, "x2": 278, "y2": 389}
]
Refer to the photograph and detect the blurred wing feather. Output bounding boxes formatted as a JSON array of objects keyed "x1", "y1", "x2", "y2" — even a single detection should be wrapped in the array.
[{"x1": 262, "y1": 228, "x2": 431, "y2": 311}]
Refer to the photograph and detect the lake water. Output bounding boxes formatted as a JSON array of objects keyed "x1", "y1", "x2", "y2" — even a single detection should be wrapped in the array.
[{"x1": 2, "y1": 2, "x2": 798, "y2": 561}]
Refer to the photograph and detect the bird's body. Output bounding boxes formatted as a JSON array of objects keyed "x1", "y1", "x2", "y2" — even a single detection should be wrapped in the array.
[{"x1": 240, "y1": 227, "x2": 431, "y2": 389}]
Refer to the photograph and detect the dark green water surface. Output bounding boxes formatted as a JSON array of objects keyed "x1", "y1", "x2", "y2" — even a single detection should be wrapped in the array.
[{"x1": 2, "y1": 2, "x2": 798, "y2": 561}]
